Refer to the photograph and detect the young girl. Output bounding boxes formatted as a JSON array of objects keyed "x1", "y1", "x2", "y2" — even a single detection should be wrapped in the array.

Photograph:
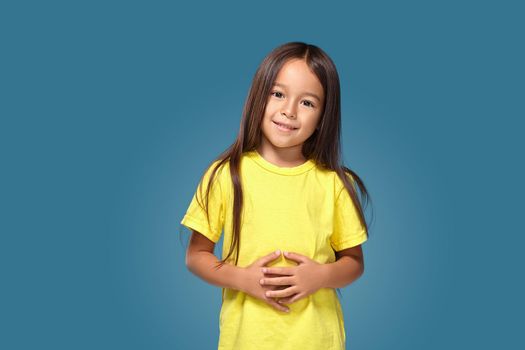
[{"x1": 180, "y1": 41, "x2": 372, "y2": 350}]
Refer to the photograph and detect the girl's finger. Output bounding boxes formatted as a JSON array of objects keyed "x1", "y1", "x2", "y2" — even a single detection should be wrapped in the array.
[
  {"x1": 265, "y1": 297, "x2": 290, "y2": 313},
  {"x1": 278, "y1": 298, "x2": 290, "y2": 304},
  {"x1": 260, "y1": 276, "x2": 294, "y2": 286},
  {"x1": 283, "y1": 251, "x2": 308, "y2": 263},
  {"x1": 265, "y1": 286, "x2": 297, "y2": 298},
  {"x1": 278, "y1": 293, "x2": 301, "y2": 305},
  {"x1": 263, "y1": 267, "x2": 294, "y2": 275},
  {"x1": 257, "y1": 250, "x2": 281, "y2": 266}
]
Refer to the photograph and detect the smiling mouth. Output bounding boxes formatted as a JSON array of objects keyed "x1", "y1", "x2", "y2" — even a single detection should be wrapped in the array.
[{"x1": 272, "y1": 121, "x2": 298, "y2": 130}]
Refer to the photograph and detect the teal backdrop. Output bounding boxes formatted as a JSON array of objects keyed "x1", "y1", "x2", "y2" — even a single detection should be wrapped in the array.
[{"x1": 1, "y1": 0, "x2": 523, "y2": 349}]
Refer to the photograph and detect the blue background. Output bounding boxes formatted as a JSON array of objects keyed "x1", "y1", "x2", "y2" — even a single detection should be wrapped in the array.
[{"x1": 1, "y1": 0, "x2": 523, "y2": 349}]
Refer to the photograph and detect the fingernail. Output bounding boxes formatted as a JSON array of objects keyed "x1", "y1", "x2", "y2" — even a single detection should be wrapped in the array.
[
  {"x1": 283, "y1": 251, "x2": 288, "y2": 255},
  {"x1": 275, "y1": 250, "x2": 280, "y2": 255},
  {"x1": 259, "y1": 278, "x2": 264, "y2": 284},
  {"x1": 262, "y1": 268, "x2": 267, "y2": 273},
  {"x1": 266, "y1": 291, "x2": 271, "y2": 297}
]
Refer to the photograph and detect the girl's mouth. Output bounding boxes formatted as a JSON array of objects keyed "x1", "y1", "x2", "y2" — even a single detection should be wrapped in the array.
[{"x1": 272, "y1": 121, "x2": 298, "y2": 132}]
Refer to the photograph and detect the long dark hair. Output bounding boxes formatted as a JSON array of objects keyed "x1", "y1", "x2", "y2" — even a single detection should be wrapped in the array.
[{"x1": 186, "y1": 41, "x2": 372, "y2": 272}]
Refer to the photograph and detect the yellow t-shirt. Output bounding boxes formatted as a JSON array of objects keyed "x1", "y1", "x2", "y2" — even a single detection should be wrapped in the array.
[{"x1": 180, "y1": 149, "x2": 367, "y2": 350}]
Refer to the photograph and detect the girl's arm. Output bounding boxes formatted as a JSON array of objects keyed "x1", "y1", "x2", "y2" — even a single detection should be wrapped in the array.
[
  {"x1": 322, "y1": 245, "x2": 365, "y2": 289},
  {"x1": 185, "y1": 230, "x2": 243, "y2": 290},
  {"x1": 185, "y1": 230, "x2": 291, "y2": 312}
]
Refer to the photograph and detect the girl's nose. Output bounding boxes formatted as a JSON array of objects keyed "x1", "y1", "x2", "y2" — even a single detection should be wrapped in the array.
[
  {"x1": 281, "y1": 111, "x2": 295, "y2": 118},
  {"x1": 281, "y1": 105, "x2": 297, "y2": 119},
  {"x1": 281, "y1": 98, "x2": 298, "y2": 118}
]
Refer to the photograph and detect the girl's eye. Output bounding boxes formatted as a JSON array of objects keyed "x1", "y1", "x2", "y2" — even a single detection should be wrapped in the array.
[
  {"x1": 270, "y1": 91, "x2": 315, "y2": 108},
  {"x1": 302, "y1": 100, "x2": 315, "y2": 108}
]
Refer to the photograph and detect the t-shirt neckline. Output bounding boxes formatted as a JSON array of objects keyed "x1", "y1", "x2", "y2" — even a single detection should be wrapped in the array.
[{"x1": 246, "y1": 149, "x2": 316, "y2": 176}]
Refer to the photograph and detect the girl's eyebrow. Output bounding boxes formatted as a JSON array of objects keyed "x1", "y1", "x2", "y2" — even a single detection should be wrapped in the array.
[{"x1": 273, "y1": 82, "x2": 322, "y2": 102}]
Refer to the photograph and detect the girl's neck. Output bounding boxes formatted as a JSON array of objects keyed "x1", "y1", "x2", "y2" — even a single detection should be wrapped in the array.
[{"x1": 255, "y1": 144, "x2": 306, "y2": 168}]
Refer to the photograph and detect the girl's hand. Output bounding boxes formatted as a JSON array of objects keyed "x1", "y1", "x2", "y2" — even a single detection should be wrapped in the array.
[
  {"x1": 238, "y1": 250, "x2": 291, "y2": 313},
  {"x1": 259, "y1": 251, "x2": 327, "y2": 305}
]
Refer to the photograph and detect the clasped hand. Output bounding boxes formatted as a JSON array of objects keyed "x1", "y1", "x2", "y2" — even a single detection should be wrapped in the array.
[{"x1": 240, "y1": 249, "x2": 326, "y2": 313}]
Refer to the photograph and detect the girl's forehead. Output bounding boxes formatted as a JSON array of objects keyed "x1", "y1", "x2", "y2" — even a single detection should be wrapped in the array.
[{"x1": 274, "y1": 59, "x2": 324, "y2": 100}]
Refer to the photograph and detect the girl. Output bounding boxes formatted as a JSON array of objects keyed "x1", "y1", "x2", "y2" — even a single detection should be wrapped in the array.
[{"x1": 180, "y1": 41, "x2": 372, "y2": 350}]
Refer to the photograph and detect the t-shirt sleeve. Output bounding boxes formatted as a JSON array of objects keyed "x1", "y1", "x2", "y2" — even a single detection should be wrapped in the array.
[
  {"x1": 180, "y1": 161, "x2": 225, "y2": 243},
  {"x1": 330, "y1": 180, "x2": 368, "y2": 251}
]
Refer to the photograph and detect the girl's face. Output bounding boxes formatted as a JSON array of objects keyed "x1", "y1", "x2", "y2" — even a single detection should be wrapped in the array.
[{"x1": 258, "y1": 58, "x2": 325, "y2": 160}]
